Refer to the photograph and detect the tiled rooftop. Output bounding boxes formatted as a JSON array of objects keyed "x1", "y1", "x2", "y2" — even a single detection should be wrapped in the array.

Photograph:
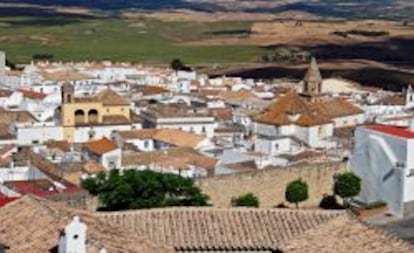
[
  {"x1": 1, "y1": 196, "x2": 412, "y2": 253},
  {"x1": 83, "y1": 137, "x2": 118, "y2": 156},
  {"x1": 255, "y1": 92, "x2": 332, "y2": 127},
  {"x1": 118, "y1": 128, "x2": 206, "y2": 148},
  {"x1": 0, "y1": 195, "x2": 173, "y2": 253},
  {"x1": 122, "y1": 148, "x2": 217, "y2": 171},
  {"x1": 99, "y1": 207, "x2": 344, "y2": 251}
]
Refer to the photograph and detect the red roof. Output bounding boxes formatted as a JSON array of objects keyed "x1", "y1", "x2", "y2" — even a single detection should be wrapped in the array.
[
  {"x1": 17, "y1": 89, "x2": 48, "y2": 100},
  {"x1": 0, "y1": 197, "x2": 19, "y2": 207},
  {"x1": 367, "y1": 125, "x2": 414, "y2": 139},
  {"x1": 3, "y1": 180, "x2": 80, "y2": 198},
  {"x1": 0, "y1": 192, "x2": 19, "y2": 207}
]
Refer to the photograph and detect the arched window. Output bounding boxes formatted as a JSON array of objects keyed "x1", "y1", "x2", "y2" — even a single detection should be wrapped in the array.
[
  {"x1": 74, "y1": 109, "x2": 85, "y2": 125},
  {"x1": 88, "y1": 109, "x2": 99, "y2": 124}
]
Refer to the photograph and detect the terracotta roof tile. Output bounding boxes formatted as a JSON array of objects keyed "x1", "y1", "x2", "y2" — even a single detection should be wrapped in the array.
[
  {"x1": 17, "y1": 89, "x2": 48, "y2": 100},
  {"x1": 13, "y1": 148, "x2": 63, "y2": 182},
  {"x1": 218, "y1": 90, "x2": 258, "y2": 103},
  {"x1": 99, "y1": 208, "x2": 344, "y2": 251},
  {"x1": 0, "y1": 195, "x2": 173, "y2": 253},
  {"x1": 283, "y1": 215, "x2": 413, "y2": 253},
  {"x1": 101, "y1": 115, "x2": 131, "y2": 125},
  {"x1": 209, "y1": 108, "x2": 233, "y2": 121},
  {"x1": 45, "y1": 140, "x2": 71, "y2": 152},
  {"x1": 153, "y1": 129, "x2": 206, "y2": 148},
  {"x1": 313, "y1": 99, "x2": 364, "y2": 118},
  {"x1": 96, "y1": 88, "x2": 130, "y2": 106},
  {"x1": 141, "y1": 85, "x2": 170, "y2": 96},
  {"x1": 82, "y1": 161, "x2": 106, "y2": 174},
  {"x1": 82, "y1": 137, "x2": 118, "y2": 156},
  {"x1": 0, "y1": 109, "x2": 37, "y2": 124},
  {"x1": 0, "y1": 123, "x2": 15, "y2": 140},
  {"x1": 254, "y1": 92, "x2": 332, "y2": 127},
  {"x1": 122, "y1": 148, "x2": 217, "y2": 171},
  {"x1": 118, "y1": 129, "x2": 159, "y2": 139},
  {"x1": 74, "y1": 88, "x2": 130, "y2": 106},
  {"x1": 372, "y1": 95, "x2": 405, "y2": 106}
]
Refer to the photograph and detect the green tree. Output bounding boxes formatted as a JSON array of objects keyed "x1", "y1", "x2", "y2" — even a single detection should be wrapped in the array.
[
  {"x1": 170, "y1": 58, "x2": 185, "y2": 71},
  {"x1": 285, "y1": 179, "x2": 309, "y2": 208},
  {"x1": 232, "y1": 193, "x2": 259, "y2": 207},
  {"x1": 81, "y1": 169, "x2": 209, "y2": 211},
  {"x1": 334, "y1": 172, "x2": 361, "y2": 202}
]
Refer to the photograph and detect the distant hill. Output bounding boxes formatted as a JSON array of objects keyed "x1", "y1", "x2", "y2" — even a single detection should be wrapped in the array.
[
  {"x1": 0, "y1": 0, "x2": 412, "y2": 20},
  {"x1": 0, "y1": 0, "x2": 195, "y2": 10}
]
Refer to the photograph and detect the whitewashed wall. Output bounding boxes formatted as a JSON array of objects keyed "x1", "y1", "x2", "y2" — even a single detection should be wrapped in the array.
[
  {"x1": 350, "y1": 127, "x2": 406, "y2": 217},
  {"x1": 17, "y1": 126, "x2": 63, "y2": 145}
]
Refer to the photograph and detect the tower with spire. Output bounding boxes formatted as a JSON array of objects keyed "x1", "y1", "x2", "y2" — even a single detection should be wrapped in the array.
[
  {"x1": 405, "y1": 84, "x2": 414, "y2": 108},
  {"x1": 301, "y1": 57, "x2": 324, "y2": 102}
]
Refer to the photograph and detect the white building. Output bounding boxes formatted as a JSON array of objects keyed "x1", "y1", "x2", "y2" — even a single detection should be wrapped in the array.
[
  {"x1": 141, "y1": 105, "x2": 217, "y2": 138},
  {"x1": 15, "y1": 121, "x2": 63, "y2": 145},
  {"x1": 253, "y1": 92, "x2": 335, "y2": 148},
  {"x1": 114, "y1": 128, "x2": 209, "y2": 152},
  {"x1": 0, "y1": 90, "x2": 23, "y2": 108},
  {"x1": 351, "y1": 124, "x2": 414, "y2": 217},
  {"x1": 254, "y1": 136, "x2": 305, "y2": 156},
  {"x1": 364, "y1": 86, "x2": 414, "y2": 120}
]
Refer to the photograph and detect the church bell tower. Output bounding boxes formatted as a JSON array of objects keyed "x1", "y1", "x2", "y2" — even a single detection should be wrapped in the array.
[{"x1": 62, "y1": 82, "x2": 74, "y2": 104}]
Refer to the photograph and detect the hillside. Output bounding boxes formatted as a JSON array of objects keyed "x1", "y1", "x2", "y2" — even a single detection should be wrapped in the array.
[{"x1": 0, "y1": 0, "x2": 413, "y2": 20}]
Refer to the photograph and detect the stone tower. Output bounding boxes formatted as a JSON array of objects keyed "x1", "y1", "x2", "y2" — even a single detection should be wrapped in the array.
[
  {"x1": 303, "y1": 57, "x2": 322, "y2": 96},
  {"x1": 62, "y1": 82, "x2": 74, "y2": 104}
]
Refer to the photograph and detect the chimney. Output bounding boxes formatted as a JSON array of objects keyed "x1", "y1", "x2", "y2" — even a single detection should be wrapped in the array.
[{"x1": 58, "y1": 216, "x2": 87, "y2": 253}]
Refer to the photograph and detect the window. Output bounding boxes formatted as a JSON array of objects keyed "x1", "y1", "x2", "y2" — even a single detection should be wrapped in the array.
[
  {"x1": 202, "y1": 126, "x2": 206, "y2": 133},
  {"x1": 190, "y1": 127, "x2": 194, "y2": 133},
  {"x1": 275, "y1": 143, "x2": 279, "y2": 150},
  {"x1": 144, "y1": 140, "x2": 149, "y2": 148}
]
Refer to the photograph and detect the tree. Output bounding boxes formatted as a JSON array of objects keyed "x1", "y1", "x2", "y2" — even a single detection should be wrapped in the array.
[
  {"x1": 81, "y1": 169, "x2": 209, "y2": 211},
  {"x1": 170, "y1": 58, "x2": 185, "y2": 71},
  {"x1": 285, "y1": 179, "x2": 309, "y2": 208},
  {"x1": 334, "y1": 172, "x2": 361, "y2": 202},
  {"x1": 232, "y1": 193, "x2": 259, "y2": 207}
]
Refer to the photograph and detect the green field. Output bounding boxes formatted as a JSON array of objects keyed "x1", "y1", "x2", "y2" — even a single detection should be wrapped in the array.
[{"x1": 0, "y1": 16, "x2": 267, "y2": 65}]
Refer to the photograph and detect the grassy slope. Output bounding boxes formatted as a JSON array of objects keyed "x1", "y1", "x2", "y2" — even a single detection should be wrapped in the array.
[{"x1": 0, "y1": 16, "x2": 266, "y2": 64}]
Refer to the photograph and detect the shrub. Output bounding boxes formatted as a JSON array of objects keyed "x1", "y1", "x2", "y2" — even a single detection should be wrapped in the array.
[
  {"x1": 232, "y1": 193, "x2": 259, "y2": 207},
  {"x1": 81, "y1": 169, "x2": 209, "y2": 211},
  {"x1": 285, "y1": 179, "x2": 309, "y2": 208},
  {"x1": 334, "y1": 172, "x2": 361, "y2": 201}
]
